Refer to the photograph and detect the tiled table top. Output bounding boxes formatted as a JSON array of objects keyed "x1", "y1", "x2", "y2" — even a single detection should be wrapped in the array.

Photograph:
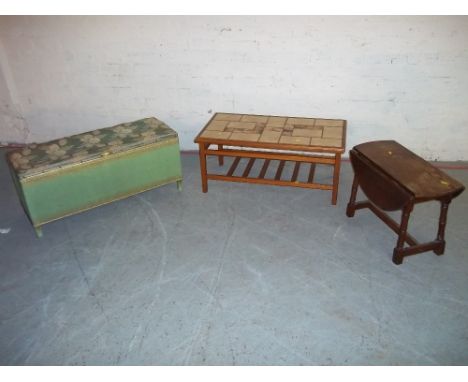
[{"x1": 195, "y1": 113, "x2": 346, "y2": 151}]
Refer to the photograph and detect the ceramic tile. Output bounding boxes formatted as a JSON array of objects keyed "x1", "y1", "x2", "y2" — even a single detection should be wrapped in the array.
[
  {"x1": 206, "y1": 121, "x2": 229, "y2": 131},
  {"x1": 241, "y1": 115, "x2": 269, "y2": 123},
  {"x1": 322, "y1": 126, "x2": 343, "y2": 139},
  {"x1": 214, "y1": 113, "x2": 243, "y2": 122},
  {"x1": 226, "y1": 122, "x2": 257, "y2": 131},
  {"x1": 264, "y1": 125, "x2": 285, "y2": 132},
  {"x1": 267, "y1": 117, "x2": 287, "y2": 127},
  {"x1": 292, "y1": 128, "x2": 323, "y2": 138},
  {"x1": 315, "y1": 119, "x2": 345, "y2": 127},
  {"x1": 200, "y1": 131, "x2": 232, "y2": 140},
  {"x1": 286, "y1": 118, "x2": 316, "y2": 126},
  {"x1": 310, "y1": 137, "x2": 342, "y2": 147},
  {"x1": 279, "y1": 136, "x2": 311, "y2": 146},
  {"x1": 229, "y1": 132, "x2": 261, "y2": 142},
  {"x1": 259, "y1": 131, "x2": 282, "y2": 143}
]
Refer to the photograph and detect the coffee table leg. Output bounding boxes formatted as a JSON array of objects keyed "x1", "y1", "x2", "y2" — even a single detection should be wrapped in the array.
[
  {"x1": 218, "y1": 144, "x2": 224, "y2": 166},
  {"x1": 331, "y1": 153, "x2": 341, "y2": 205},
  {"x1": 434, "y1": 199, "x2": 451, "y2": 255},
  {"x1": 392, "y1": 203, "x2": 413, "y2": 264},
  {"x1": 198, "y1": 143, "x2": 208, "y2": 193},
  {"x1": 346, "y1": 175, "x2": 359, "y2": 217}
]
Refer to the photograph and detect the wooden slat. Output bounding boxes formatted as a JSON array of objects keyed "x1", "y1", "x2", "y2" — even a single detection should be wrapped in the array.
[
  {"x1": 226, "y1": 157, "x2": 241, "y2": 177},
  {"x1": 258, "y1": 159, "x2": 271, "y2": 179},
  {"x1": 242, "y1": 158, "x2": 256, "y2": 178},
  {"x1": 275, "y1": 160, "x2": 286, "y2": 181},
  {"x1": 205, "y1": 149, "x2": 335, "y2": 165},
  {"x1": 208, "y1": 174, "x2": 333, "y2": 190},
  {"x1": 291, "y1": 162, "x2": 301, "y2": 182},
  {"x1": 217, "y1": 144, "x2": 224, "y2": 166},
  {"x1": 307, "y1": 163, "x2": 316, "y2": 183}
]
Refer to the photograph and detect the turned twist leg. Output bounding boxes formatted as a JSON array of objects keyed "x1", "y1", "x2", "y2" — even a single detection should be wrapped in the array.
[
  {"x1": 346, "y1": 175, "x2": 359, "y2": 217},
  {"x1": 392, "y1": 203, "x2": 413, "y2": 264},
  {"x1": 434, "y1": 199, "x2": 451, "y2": 255}
]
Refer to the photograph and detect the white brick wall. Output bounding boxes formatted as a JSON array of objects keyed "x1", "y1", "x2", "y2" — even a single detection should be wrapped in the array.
[{"x1": 0, "y1": 16, "x2": 467, "y2": 160}]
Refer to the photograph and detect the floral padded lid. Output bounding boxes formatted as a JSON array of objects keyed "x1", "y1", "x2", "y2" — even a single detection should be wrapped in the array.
[{"x1": 7, "y1": 117, "x2": 178, "y2": 179}]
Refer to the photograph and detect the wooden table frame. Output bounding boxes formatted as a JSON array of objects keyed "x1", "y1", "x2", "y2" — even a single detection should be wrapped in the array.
[
  {"x1": 346, "y1": 183, "x2": 452, "y2": 264},
  {"x1": 346, "y1": 141, "x2": 465, "y2": 265},
  {"x1": 195, "y1": 113, "x2": 347, "y2": 205},
  {"x1": 197, "y1": 142, "x2": 343, "y2": 205}
]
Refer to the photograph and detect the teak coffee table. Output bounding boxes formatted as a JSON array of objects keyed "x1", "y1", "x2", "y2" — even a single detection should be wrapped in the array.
[
  {"x1": 194, "y1": 112, "x2": 346, "y2": 204},
  {"x1": 346, "y1": 140, "x2": 465, "y2": 264}
]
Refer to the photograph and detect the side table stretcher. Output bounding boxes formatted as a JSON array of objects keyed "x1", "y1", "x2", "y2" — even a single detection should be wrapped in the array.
[{"x1": 346, "y1": 140, "x2": 465, "y2": 264}]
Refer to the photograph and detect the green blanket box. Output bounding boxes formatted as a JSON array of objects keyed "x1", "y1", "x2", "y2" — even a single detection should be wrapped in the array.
[{"x1": 6, "y1": 117, "x2": 183, "y2": 237}]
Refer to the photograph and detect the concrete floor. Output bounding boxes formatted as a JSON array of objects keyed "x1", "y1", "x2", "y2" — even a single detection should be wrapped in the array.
[{"x1": 0, "y1": 149, "x2": 467, "y2": 365}]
